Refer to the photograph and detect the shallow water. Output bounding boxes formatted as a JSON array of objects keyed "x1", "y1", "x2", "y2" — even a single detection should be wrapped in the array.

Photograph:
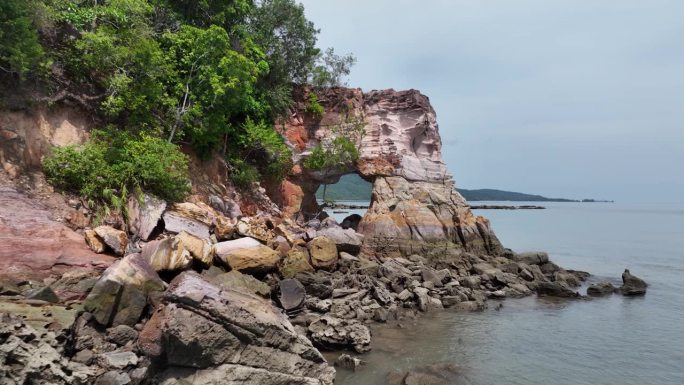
[{"x1": 332, "y1": 201, "x2": 684, "y2": 385}]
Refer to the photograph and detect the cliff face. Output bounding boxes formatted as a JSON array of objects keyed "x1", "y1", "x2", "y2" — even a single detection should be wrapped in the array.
[{"x1": 274, "y1": 87, "x2": 503, "y2": 258}]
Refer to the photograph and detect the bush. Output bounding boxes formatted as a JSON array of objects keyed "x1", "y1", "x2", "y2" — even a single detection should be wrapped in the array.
[
  {"x1": 303, "y1": 136, "x2": 358, "y2": 172},
  {"x1": 233, "y1": 118, "x2": 293, "y2": 184},
  {"x1": 229, "y1": 158, "x2": 260, "y2": 188},
  {"x1": 305, "y1": 92, "x2": 324, "y2": 117},
  {"x1": 43, "y1": 131, "x2": 191, "y2": 203}
]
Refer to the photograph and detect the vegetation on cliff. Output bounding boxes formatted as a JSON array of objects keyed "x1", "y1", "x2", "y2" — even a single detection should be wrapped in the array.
[{"x1": 1, "y1": 0, "x2": 354, "y2": 199}]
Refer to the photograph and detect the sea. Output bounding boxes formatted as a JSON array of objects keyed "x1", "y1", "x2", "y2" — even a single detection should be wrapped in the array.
[{"x1": 328, "y1": 201, "x2": 684, "y2": 385}]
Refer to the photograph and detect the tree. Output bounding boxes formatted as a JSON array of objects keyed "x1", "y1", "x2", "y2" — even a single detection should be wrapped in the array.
[
  {"x1": 310, "y1": 48, "x2": 356, "y2": 89},
  {"x1": 0, "y1": 0, "x2": 45, "y2": 77}
]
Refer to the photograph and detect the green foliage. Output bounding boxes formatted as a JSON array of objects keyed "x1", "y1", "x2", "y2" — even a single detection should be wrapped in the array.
[
  {"x1": 43, "y1": 132, "x2": 190, "y2": 202},
  {"x1": 0, "y1": 0, "x2": 46, "y2": 77},
  {"x1": 303, "y1": 137, "x2": 359, "y2": 172},
  {"x1": 310, "y1": 48, "x2": 356, "y2": 89},
  {"x1": 228, "y1": 157, "x2": 260, "y2": 188},
  {"x1": 305, "y1": 92, "x2": 324, "y2": 117}
]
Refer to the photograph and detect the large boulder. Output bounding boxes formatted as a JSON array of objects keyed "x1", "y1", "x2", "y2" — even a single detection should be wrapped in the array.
[
  {"x1": 127, "y1": 193, "x2": 166, "y2": 241},
  {"x1": 279, "y1": 248, "x2": 315, "y2": 278},
  {"x1": 140, "y1": 273, "x2": 335, "y2": 385},
  {"x1": 514, "y1": 251, "x2": 550, "y2": 266},
  {"x1": 308, "y1": 236, "x2": 338, "y2": 270},
  {"x1": 214, "y1": 237, "x2": 280, "y2": 273},
  {"x1": 141, "y1": 238, "x2": 191, "y2": 272},
  {"x1": 94, "y1": 225, "x2": 129, "y2": 256},
  {"x1": 204, "y1": 270, "x2": 271, "y2": 297},
  {"x1": 587, "y1": 282, "x2": 617, "y2": 296},
  {"x1": 620, "y1": 269, "x2": 647, "y2": 296},
  {"x1": 175, "y1": 231, "x2": 214, "y2": 265},
  {"x1": 162, "y1": 203, "x2": 213, "y2": 239},
  {"x1": 316, "y1": 227, "x2": 364, "y2": 254},
  {"x1": 84, "y1": 253, "x2": 166, "y2": 327}
]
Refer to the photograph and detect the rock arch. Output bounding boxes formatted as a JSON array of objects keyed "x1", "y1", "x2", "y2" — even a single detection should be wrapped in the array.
[{"x1": 273, "y1": 87, "x2": 503, "y2": 258}]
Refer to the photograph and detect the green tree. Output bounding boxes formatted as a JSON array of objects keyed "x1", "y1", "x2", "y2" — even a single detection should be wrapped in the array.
[
  {"x1": 310, "y1": 48, "x2": 356, "y2": 89},
  {"x1": 0, "y1": 0, "x2": 46, "y2": 77}
]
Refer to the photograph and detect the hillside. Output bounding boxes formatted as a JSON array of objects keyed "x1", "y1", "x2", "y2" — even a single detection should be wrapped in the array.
[{"x1": 316, "y1": 175, "x2": 590, "y2": 202}]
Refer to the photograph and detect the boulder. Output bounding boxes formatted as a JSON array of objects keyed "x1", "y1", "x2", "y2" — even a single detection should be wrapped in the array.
[
  {"x1": 335, "y1": 354, "x2": 365, "y2": 371},
  {"x1": 127, "y1": 193, "x2": 166, "y2": 241},
  {"x1": 84, "y1": 253, "x2": 166, "y2": 327},
  {"x1": 278, "y1": 279, "x2": 306, "y2": 311},
  {"x1": 316, "y1": 227, "x2": 364, "y2": 254},
  {"x1": 620, "y1": 269, "x2": 647, "y2": 296},
  {"x1": 236, "y1": 217, "x2": 274, "y2": 242},
  {"x1": 279, "y1": 248, "x2": 315, "y2": 278},
  {"x1": 85, "y1": 229, "x2": 106, "y2": 253},
  {"x1": 204, "y1": 270, "x2": 271, "y2": 297},
  {"x1": 106, "y1": 325, "x2": 139, "y2": 346},
  {"x1": 95, "y1": 225, "x2": 129, "y2": 256},
  {"x1": 308, "y1": 315, "x2": 371, "y2": 353},
  {"x1": 535, "y1": 282, "x2": 579, "y2": 298},
  {"x1": 587, "y1": 282, "x2": 617, "y2": 296},
  {"x1": 175, "y1": 231, "x2": 214, "y2": 265},
  {"x1": 214, "y1": 237, "x2": 280, "y2": 273},
  {"x1": 308, "y1": 236, "x2": 338, "y2": 270},
  {"x1": 514, "y1": 251, "x2": 550, "y2": 266},
  {"x1": 141, "y1": 237, "x2": 192, "y2": 272},
  {"x1": 140, "y1": 273, "x2": 335, "y2": 384},
  {"x1": 25, "y1": 286, "x2": 60, "y2": 303},
  {"x1": 162, "y1": 209, "x2": 211, "y2": 239},
  {"x1": 340, "y1": 214, "x2": 363, "y2": 231}
]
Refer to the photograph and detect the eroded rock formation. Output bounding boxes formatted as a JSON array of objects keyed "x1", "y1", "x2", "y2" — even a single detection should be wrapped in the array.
[{"x1": 274, "y1": 87, "x2": 503, "y2": 258}]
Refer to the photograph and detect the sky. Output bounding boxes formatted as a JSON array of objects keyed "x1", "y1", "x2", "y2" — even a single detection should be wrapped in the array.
[{"x1": 299, "y1": 0, "x2": 684, "y2": 202}]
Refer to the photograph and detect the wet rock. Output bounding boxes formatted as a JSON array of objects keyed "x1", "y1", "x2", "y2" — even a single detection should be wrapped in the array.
[
  {"x1": 308, "y1": 315, "x2": 371, "y2": 353},
  {"x1": 514, "y1": 251, "x2": 549, "y2": 266},
  {"x1": 316, "y1": 227, "x2": 363, "y2": 254},
  {"x1": 141, "y1": 272, "x2": 335, "y2": 384},
  {"x1": 554, "y1": 270, "x2": 581, "y2": 287},
  {"x1": 84, "y1": 253, "x2": 166, "y2": 327},
  {"x1": 335, "y1": 354, "x2": 365, "y2": 371},
  {"x1": 95, "y1": 225, "x2": 129, "y2": 256},
  {"x1": 85, "y1": 229, "x2": 107, "y2": 253},
  {"x1": 621, "y1": 269, "x2": 647, "y2": 296},
  {"x1": 204, "y1": 270, "x2": 271, "y2": 297},
  {"x1": 308, "y1": 236, "x2": 338, "y2": 270},
  {"x1": 451, "y1": 301, "x2": 485, "y2": 312},
  {"x1": 106, "y1": 325, "x2": 139, "y2": 346},
  {"x1": 340, "y1": 214, "x2": 362, "y2": 231},
  {"x1": 587, "y1": 282, "x2": 617, "y2": 296},
  {"x1": 26, "y1": 285, "x2": 60, "y2": 303},
  {"x1": 278, "y1": 279, "x2": 306, "y2": 311},
  {"x1": 127, "y1": 193, "x2": 166, "y2": 241},
  {"x1": 215, "y1": 237, "x2": 280, "y2": 273},
  {"x1": 279, "y1": 248, "x2": 315, "y2": 278},
  {"x1": 536, "y1": 282, "x2": 579, "y2": 298}
]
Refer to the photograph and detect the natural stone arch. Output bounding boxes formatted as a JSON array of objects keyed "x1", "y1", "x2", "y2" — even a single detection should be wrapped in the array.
[{"x1": 272, "y1": 87, "x2": 503, "y2": 258}]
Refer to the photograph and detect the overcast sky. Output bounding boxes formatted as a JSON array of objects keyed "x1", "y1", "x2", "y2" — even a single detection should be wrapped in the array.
[{"x1": 299, "y1": 0, "x2": 684, "y2": 202}]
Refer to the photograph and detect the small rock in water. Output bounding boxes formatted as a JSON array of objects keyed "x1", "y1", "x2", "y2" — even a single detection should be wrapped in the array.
[
  {"x1": 335, "y1": 354, "x2": 366, "y2": 371},
  {"x1": 587, "y1": 281, "x2": 617, "y2": 296},
  {"x1": 620, "y1": 269, "x2": 647, "y2": 296}
]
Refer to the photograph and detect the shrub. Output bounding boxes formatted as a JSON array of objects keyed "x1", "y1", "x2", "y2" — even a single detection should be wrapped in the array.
[
  {"x1": 229, "y1": 157, "x2": 260, "y2": 188},
  {"x1": 304, "y1": 92, "x2": 324, "y2": 117},
  {"x1": 303, "y1": 136, "x2": 359, "y2": 172},
  {"x1": 43, "y1": 131, "x2": 191, "y2": 203}
]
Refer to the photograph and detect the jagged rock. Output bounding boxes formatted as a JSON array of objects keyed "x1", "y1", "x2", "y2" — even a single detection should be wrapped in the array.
[
  {"x1": 106, "y1": 325, "x2": 139, "y2": 346},
  {"x1": 50, "y1": 268, "x2": 102, "y2": 301},
  {"x1": 587, "y1": 282, "x2": 617, "y2": 296},
  {"x1": 141, "y1": 238, "x2": 192, "y2": 272},
  {"x1": 95, "y1": 225, "x2": 129, "y2": 256},
  {"x1": 0, "y1": 314, "x2": 96, "y2": 384},
  {"x1": 308, "y1": 315, "x2": 371, "y2": 353},
  {"x1": 127, "y1": 193, "x2": 166, "y2": 241},
  {"x1": 204, "y1": 270, "x2": 271, "y2": 297},
  {"x1": 97, "y1": 351, "x2": 139, "y2": 369},
  {"x1": 340, "y1": 214, "x2": 363, "y2": 231},
  {"x1": 278, "y1": 279, "x2": 306, "y2": 311},
  {"x1": 536, "y1": 282, "x2": 579, "y2": 298},
  {"x1": 0, "y1": 278, "x2": 21, "y2": 295},
  {"x1": 95, "y1": 371, "x2": 132, "y2": 385},
  {"x1": 279, "y1": 248, "x2": 315, "y2": 278},
  {"x1": 236, "y1": 217, "x2": 274, "y2": 242},
  {"x1": 214, "y1": 237, "x2": 280, "y2": 273},
  {"x1": 175, "y1": 231, "x2": 214, "y2": 265},
  {"x1": 140, "y1": 273, "x2": 335, "y2": 385},
  {"x1": 214, "y1": 215, "x2": 236, "y2": 241},
  {"x1": 514, "y1": 251, "x2": 549, "y2": 265},
  {"x1": 296, "y1": 272, "x2": 333, "y2": 299},
  {"x1": 621, "y1": 269, "x2": 647, "y2": 296},
  {"x1": 316, "y1": 227, "x2": 363, "y2": 254},
  {"x1": 421, "y1": 268, "x2": 444, "y2": 288},
  {"x1": 85, "y1": 229, "x2": 107, "y2": 253},
  {"x1": 84, "y1": 253, "x2": 165, "y2": 327},
  {"x1": 26, "y1": 286, "x2": 60, "y2": 303},
  {"x1": 335, "y1": 354, "x2": 365, "y2": 371},
  {"x1": 308, "y1": 236, "x2": 338, "y2": 270}
]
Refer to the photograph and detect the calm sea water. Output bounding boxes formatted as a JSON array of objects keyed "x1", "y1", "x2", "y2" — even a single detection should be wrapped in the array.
[{"x1": 332, "y1": 201, "x2": 684, "y2": 385}]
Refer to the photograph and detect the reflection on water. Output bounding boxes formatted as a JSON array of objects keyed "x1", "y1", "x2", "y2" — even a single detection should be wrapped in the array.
[{"x1": 333, "y1": 202, "x2": 684, "y2": 385}]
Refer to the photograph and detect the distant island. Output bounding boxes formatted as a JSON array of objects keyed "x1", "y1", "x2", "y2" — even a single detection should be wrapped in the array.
[{"x1": 316, "y1": 174, "x2": 612, "y2": 203}]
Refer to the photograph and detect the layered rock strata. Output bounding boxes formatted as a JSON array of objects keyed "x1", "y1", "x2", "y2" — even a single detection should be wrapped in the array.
[{"x1": 274, "y1": 87, "x2": 503, "y2": 258}]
